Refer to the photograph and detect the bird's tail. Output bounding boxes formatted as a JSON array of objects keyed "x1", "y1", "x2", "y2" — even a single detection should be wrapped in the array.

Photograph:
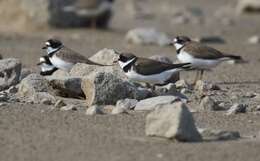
[
  {"x1": 225, "y1": 54, "x2": 242, "y2": 60},
  {"x1": 178, "y1": 63, "x2": 193, "y2": 70}
]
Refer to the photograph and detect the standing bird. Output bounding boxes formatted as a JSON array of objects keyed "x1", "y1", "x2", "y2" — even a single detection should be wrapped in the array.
[
  {"x1": 114, "y1": 52, "x2": 191, "y2": 86},
  {"x1": 42, "y1": 39, "x2": 106, "y2": 71},
  {"x1": 171, "y1": 36, "x2": 242, "y2": 84},
  {"x1": 63, "y1": 0, "x2": 115, "y2": 28},
  {"x1": 37, "y1": 56, "x2": 58, "y2": 76}
]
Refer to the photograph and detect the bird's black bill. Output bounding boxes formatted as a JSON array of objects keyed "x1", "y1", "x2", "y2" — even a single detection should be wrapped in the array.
[
  {"x1": 42, "y1": 46, "x2": 47, "y2": 49},
  {"x1": 37, "y1": 62, "x2": 43, "y2": 66}
]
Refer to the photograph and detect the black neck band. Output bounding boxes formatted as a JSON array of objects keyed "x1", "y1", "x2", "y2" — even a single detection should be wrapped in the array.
[{"x1": 123, "y1": 58, "x2": 137, "y2": 72}]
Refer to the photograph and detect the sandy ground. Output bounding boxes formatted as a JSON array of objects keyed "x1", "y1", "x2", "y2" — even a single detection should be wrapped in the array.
[{"x1": 0, "y1": 0, "x2": 260, "y2": 161}]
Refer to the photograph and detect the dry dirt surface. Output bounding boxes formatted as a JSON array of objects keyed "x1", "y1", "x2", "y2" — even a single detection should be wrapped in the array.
[{"x1": 0, "y1": 0, "x2": 260, "y2": 161}]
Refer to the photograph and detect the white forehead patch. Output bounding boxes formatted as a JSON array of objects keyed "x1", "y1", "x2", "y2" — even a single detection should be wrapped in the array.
[
  {"x1": 173, "y1": 38, "x2": 178, "y2": 43},
  {"x1": 40, "y1": 57, "x2": 46, "y2": 62},
  {"x1": 45, "y1": 42, "x2": 50, "y2": 46}
]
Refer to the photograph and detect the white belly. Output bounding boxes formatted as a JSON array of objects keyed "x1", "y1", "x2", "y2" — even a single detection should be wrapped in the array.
[
  {"x1": 125, "y1": 68, "x2": 180, "y2": 85},
  {"x1": 50, "y1": 55, "x2": 74, "y2": 71},
  {"x1": 177, "y1": 51, "x2": 221, "y2": 69},
  {"x1": 41, "y1": 63, "x2": 56, "y2": 72}
]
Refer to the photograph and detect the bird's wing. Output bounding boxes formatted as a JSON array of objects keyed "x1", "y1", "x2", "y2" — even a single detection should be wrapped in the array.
[
  {"x1": 75, "y1": 0, "x2": 102, "y2": 9},
  {"x1": 183, "y1": 42, "x2": 225, "y2": 60},
  {"x1": 56, "y1": 47, "x2": 103, "y2": 65},
  {"x1": 134, "y1": 58, "x2": 189, "y2": 75}
]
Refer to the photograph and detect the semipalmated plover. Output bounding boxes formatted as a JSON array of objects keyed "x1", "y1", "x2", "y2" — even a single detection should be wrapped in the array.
[
  {"x1": 63, "y1": 0, "x2": 114, "y2": 28},
  {"x1": 42, "y1": 39, "x2": 106, "y2": 71},
  {"x1": 172, "y1": 36, "x2": 242, "y2": 83},
  {"x1": 37, "y1": 56, "x2": 58, "y2": 76},
  {"x1": 114, "y1": 52, "x2": 191, "y2": 85}
]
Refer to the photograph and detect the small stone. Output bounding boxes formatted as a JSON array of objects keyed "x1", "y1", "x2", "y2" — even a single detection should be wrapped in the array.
[
  {"x1": 40, "y1": 98, "x2": 52, "y2": 105},
  {"x1": 175, "y1": 79, "x2": 190, "y2": 89},
  {"x1": 226, "y1": 103, "x2": 247, "y2": 115},
  {"x1": 199, "y1": 96, "x2": 222, "y2": 111},
  {"x1": 134, "y1": 96, "x2": 183, "y2": 111},
  {"x1": 145, "y1": 102, "x2": 202, "y2": 142},
  {"x1": 116, "y1": 99, "x2": 138, "y2": 110},
  {"x1": 86, "y1": 105, "x2": 103, "y2": 115},
  {"x1": 6, "y1": 86, "x2": 18, "y2": 94},
  {"x1": 102, "y1": 105, "x2": 114, "y2": 113},
  {"x1": 0, "y1": 103, "x2": 7, "y2": 107},
  {"x1": 60, "y1": 105, "x2": 77, "y2": 111},
  {"x1": 54, "y1": 100, "x2": 66, "y2": 109},
  {"x1": 195, "y1": 80, "x2": 220, "y2": 93},
  {"x1": 154, "y1": 83, "x2": 178, "y2": 95},
  {"x1": 218, "y1": 102, "x2": 227, "y2": 110},
  {"x1": 125, "y1": 28, "x2": 171, "y2": 46},
  {"x1": 0, "y1": 93, "x2": 8, "y2": 102},
  {"x1": 111, "y1": 107, "x2": 128, "y2": 115},
  {"x1": 256, "y1": 105, "x2": 260, "y2": 111},
  {"x1": 248, "y1": 35, "x2": 260, "y2": 44},
  {"x1": 199, "y1": 128, "x2": 240, "y2": 141},
  {"x1": 30, "y1": 92, "x2": 56, "y2": 104},
  {"x1": 180, "y1": 88, "x2": 192, "y2": 95},
  {"x1": 243, "y1": 92, "x2": 256, "y2": 98}
]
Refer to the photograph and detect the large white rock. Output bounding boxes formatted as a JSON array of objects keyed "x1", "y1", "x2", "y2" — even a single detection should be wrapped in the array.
[{"x1": 145, "y1": 102, "x2": 202, "y2": 142}]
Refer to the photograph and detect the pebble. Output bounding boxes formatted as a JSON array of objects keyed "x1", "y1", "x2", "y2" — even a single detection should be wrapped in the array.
[
  {"x1": 111, "y1": 107, "x2": 128, "y2": 115},
  {"x1": 116, "y1": 99, "x2": 138, "y2": 110},
  {"x1": 248, "y1": 35, "x2": 260, "y2": 44},
  {"x1": 54, "y1": 100, "x2": 66, "y2": 109},
  {"x1": 199, "y1": 96, "x2": 222, "y2": 111},
  {"x1": 226, "y1": 103, "x2": 247, "y2": 115},
  {"x1": 40, "y1": 98, "x2": 53, "y2": 105},
  {"x1": 86, "y1": 105, "x2": 103, "y2": 115},
  {"x1": 60, "y1": 105, "x2": 77, "y2": 111}
]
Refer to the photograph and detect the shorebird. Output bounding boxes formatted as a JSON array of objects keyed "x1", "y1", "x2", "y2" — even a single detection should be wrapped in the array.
[
  {"x1": 114, "y1": 52, "x2": 191, "y2": 85},
  {"x1": 172, "y1": 36, "x2": 242, "y2": 84},
  {"x1": 42, "y1": 39, "x2": 106, "y2": 71}
]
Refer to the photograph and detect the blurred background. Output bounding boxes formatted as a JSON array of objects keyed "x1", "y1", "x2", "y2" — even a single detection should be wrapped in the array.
[{"x1": 0, "y1": 0, "x2": 259, "y2": 69}]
